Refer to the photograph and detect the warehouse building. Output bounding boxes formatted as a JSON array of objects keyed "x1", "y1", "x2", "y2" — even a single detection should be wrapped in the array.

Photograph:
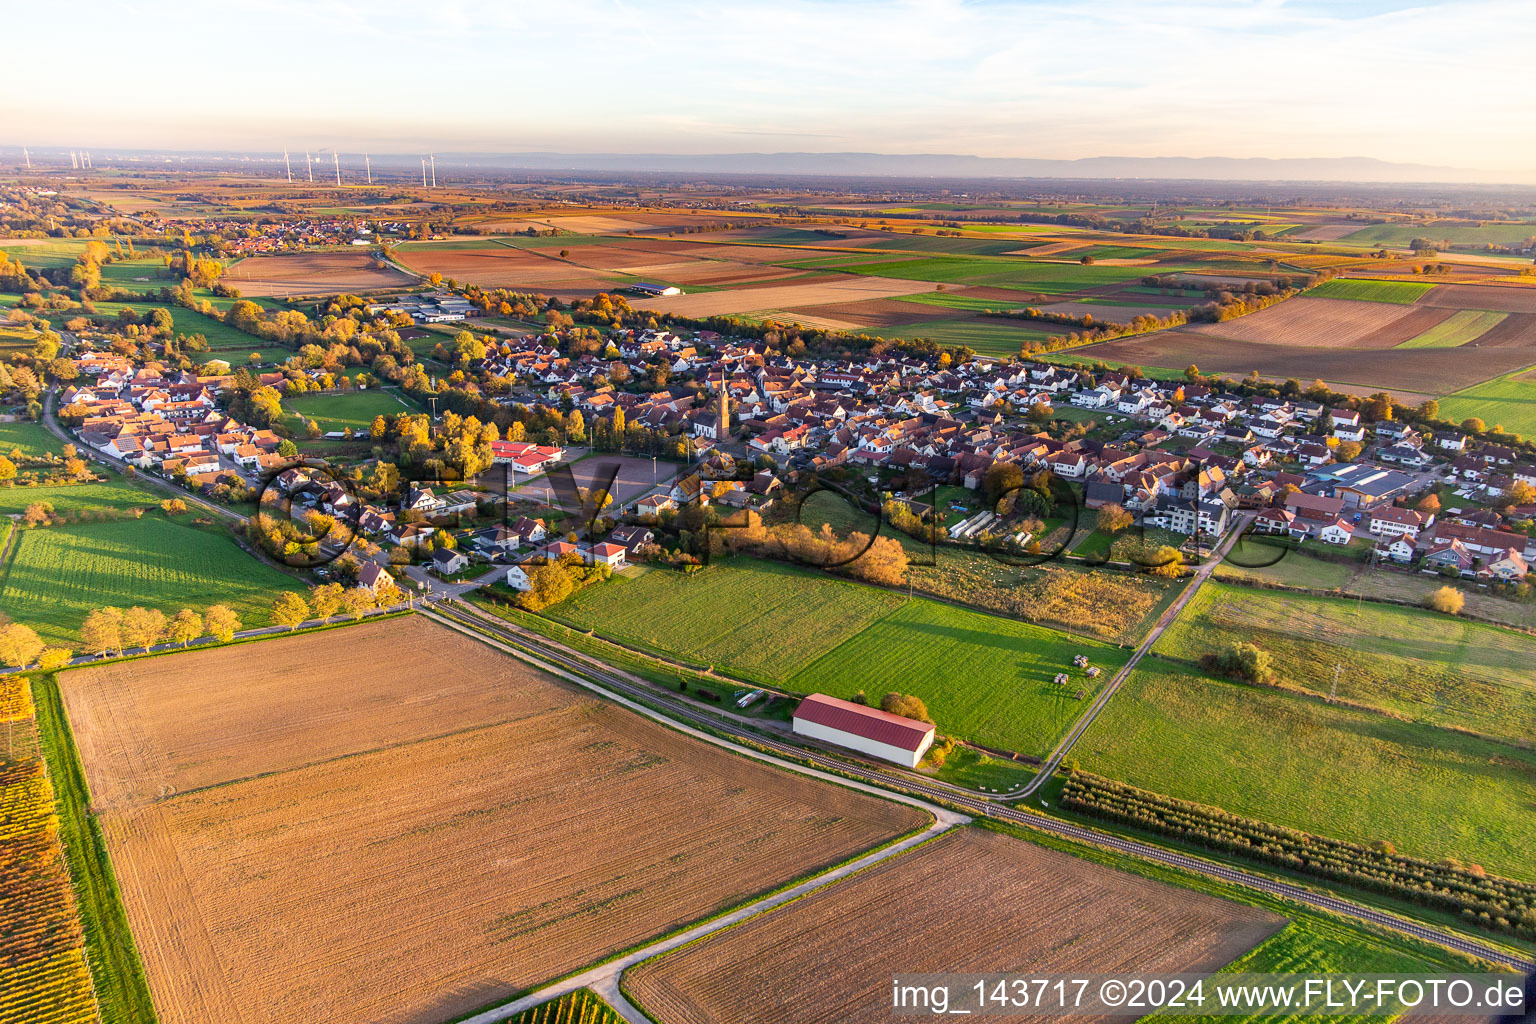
[{"x1": 791, "y1": 693, "x2": 936, "y2": 768}]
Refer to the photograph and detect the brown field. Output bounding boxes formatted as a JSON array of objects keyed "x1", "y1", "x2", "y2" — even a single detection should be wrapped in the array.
[
  {"x1": 1290, "y1": 223, "x2": 1362, "y2": 241},
  {"x1": 1463, "y1": 312, "x2": 1536, "y2": 347},
  {"x1": 396, "y1": 246, "x2": 616, "y2": 290},
  {"x1": 223, "y1": 252, "x2": 414, "y2": 296},
  {"x1": 1073, "y1": 329, "x2": 1533, "y2": 396},
  {"x1": 1421, "y1": 283, "x2": 1536, "y2": 313},
  {"x1": 60, "y1": 617, "x2": 926, "y2": 1024},
  {"x1": 626, "y1": 828, "x2": 1284, "y2": 1024},
  {"x1": 1188, "y1": 297, "x2": 1442, "y2": 348},
  {"x1": 784, "y1": 298, "x2": 955, "y2": 328},
  {"x1": 629, "y1": 276, "x2": 931, "y2": 317}
]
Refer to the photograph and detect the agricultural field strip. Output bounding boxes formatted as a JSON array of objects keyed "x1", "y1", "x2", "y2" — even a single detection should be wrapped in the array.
[
  {"x1": 63, "y1": 616, "x2": 939, "y2": 1024},
  {"x1": 433, "y1": 601, "x2": 1536, "y2": 974},
  {"x1": 420, "y1": 610, "x2": 966, "y2": 1024},
  {"x1": 1395, "y1": 310, "x2": 1508, "y2": 349}
]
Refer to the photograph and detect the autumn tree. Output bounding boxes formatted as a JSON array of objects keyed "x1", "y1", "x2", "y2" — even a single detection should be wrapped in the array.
[
  {"x1": 0, "y1": 456, "x2": 15, "y2": 484},
  {"x1": 880, "y1": 691, "x2": 932, "y2": 724},
  {"x1": 271, "y1": 592, "x2": 310, "y2": 631},
  {"x1": 204, "y1": 604, "x2": 242, "y2": 642},
  {"x1": 339, "y1": 586, "x2": 374, "y2": 620},
  {"x1": 1096, "y1": 503, "x2": 1133, "y2": 533},
  {"x1": 81, "y1": 608, "x2": 125, "y2": 657},
  {"x1": 1415, "y1": 492, "x2": 1441, "y2": 515},
  {"x1": 982, "y1": 461, "x2": 1024, "y2": 505},
  {"x1": 168, "y1": 609, "x2": 203, "y2": 647},
  {"x1": 1460, "y1": 418, "x2": 1485, "y2": 434},
  {"x1": 1504, "y1": 480, "x2": 1536, "y2": 506},
  {"x1": 0, "y1": 623, "x2": 43, "y2": 667},
  {"x1": 120, "y1": 607, "x2": 168, "y2": 651},
  {"x1": 37, "y1": 648, "x2": 73, "y2": 670},
  {"x1": 518, "y1": 562, "x2": 574, "y2": 611},
  {"x1": 309, "y1": 582, "x2": 345, "y2": 619},
  {"x1": 1427, "y1": 586, "x2": 1464, "y2": 616}
]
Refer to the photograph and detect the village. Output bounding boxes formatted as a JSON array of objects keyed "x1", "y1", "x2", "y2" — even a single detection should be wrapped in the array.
[{"x1": 44, "y1": 305, "x2": 1536, "y2": 596}]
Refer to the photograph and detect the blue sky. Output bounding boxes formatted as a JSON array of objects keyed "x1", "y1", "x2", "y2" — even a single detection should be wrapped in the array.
[{"x1": 7, "y1": 0, "x2": 1534, "y2": 174}]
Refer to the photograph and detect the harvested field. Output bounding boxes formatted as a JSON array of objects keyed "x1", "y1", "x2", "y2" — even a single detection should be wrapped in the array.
[
  {"x1": 629, "y1": 276, "x2": 933, "y2": 317},
  {"x1": 626, "y1": 827, "x2": 1284, "y2": 1024},
  {"x1": 60, "y1": 617, "x2": 926, "y2": 1024},
  {"x1": 1071, "y1": 330, "x2": 1533, "y2": 396},
  {"x1": 1420, "y1": 283, "x2": 1536, "y2": 313},
  {"x1": 223, "y1": 252, "x2": 413, "y2": 296},
  {"x1": 780, "y1": 298, "x2": 954, "y2": 328},
  {"x1": 395, "y1": 246, "x2": 616, "y2": 290},
  {"x1": 1189, "y1": 297, "x2": 1439, "y2": 348},
  {"x1": 1290, "y1": 223, "x2": 1361, "y2": 241}
]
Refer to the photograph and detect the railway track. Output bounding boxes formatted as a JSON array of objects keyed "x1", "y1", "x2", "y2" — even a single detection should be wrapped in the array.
[{"x1": 431, "y1": 599, "x2": 1536, "y2": 975}]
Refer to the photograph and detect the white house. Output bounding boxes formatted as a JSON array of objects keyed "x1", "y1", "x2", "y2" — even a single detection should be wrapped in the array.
[
  {"x1": 504, "y1": 564, "x2": 532, "y2": 591},
  {"x1": 790, "y1": 693, "x2": 936, "y2": 769}
]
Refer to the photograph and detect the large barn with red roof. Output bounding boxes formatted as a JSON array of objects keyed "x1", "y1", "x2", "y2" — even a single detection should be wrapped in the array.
[{"x1": 790, "y1": 693, "x2": 936, "y2": 768}]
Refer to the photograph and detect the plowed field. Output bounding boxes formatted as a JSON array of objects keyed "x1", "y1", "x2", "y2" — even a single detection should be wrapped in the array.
[
  {"x1": 223, "y1": 252, "x2": 414, "y2": 296},
  {"x1": 59, "y1": 617, "x2": 925, "y2": 1024},
  {"x1": 626, "y1": 828, "x2": 1284, "y2": 1024}
]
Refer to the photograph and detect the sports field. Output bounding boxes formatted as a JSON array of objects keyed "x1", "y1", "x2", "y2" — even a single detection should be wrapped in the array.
[
  {"x1": 1439, "y1": 365, "x2": 1536, "y2": 438},
  {"x1": 1077, "y1": 658, "x2": 1536, "y2": 880},
  {"x1": 284, "y1": 388, "x2": 416, "y2": 433},
  {"x1": 1151, "y1": 582, "x2": 1536, "y2": 743},
  {"x1": 1305, "y1": 279, "x2": 1435, "y2": 304},
  {"x1": 545, "y1": 557, "x2": 1124, "y2": 756},
  {"x1": 0, "y1": 516, "x2": 302, "y2": 646}
]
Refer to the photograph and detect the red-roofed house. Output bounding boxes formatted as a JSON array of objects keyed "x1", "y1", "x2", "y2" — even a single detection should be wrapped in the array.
[{"x1": 791, "y1": 693, "x2": 936, "y2": 768}]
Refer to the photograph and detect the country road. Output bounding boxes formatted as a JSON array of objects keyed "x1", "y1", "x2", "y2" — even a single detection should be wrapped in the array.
[
  {"x1": 1012, "y1": 512, "x2": 1254, "y2": 798},
  {"x1": 426, "y1": 599, "x2": 1536, "y2": 999}
]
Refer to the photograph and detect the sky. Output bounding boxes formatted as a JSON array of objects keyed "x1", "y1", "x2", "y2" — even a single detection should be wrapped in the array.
[{"x1": 7, "y1": 0, "x2": 1536, "y2": 176}]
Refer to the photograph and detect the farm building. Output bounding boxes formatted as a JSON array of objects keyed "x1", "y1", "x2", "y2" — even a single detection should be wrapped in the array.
[
  {"x1": 791, "y1": 693, "x2": 935, "y2": 768},
  {"x1": 629, "y1": 282, "x2": 683, "y2": 297}
]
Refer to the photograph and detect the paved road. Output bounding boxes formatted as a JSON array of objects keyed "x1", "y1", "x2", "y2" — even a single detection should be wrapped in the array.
[
  {"x1": 1009, "y1": 512, "x2": 1254, "y2": 799},
  {"x1": 428, "y1": 600, "x2": 1536, "y2": 991}
]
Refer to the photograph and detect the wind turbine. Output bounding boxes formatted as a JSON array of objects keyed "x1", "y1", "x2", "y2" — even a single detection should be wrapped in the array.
[
  {"x1": 85, "y1": 151, "x2": 92, "y2": 168},
  {"x1": 430, "y1": 153, "x2": 436, "y2": 188},
  {"x1": 22, "y1": 147, "x2": 29, "y2": 170},
  {"x1": 284, "y1": 149, "x2": 292, "y2": 183},
  {"x1": 421, "y1": 158, "x2": 427, "y2": 188},
  {"x1": 365, "y1": 153, "x2": 371, "y2": 184},
  {"x1": 305, "y1": 151, "x2": 313, "y2": 182},
  {"x1": 70, "y1": 151, "x2": 78, "y2": 169},
  {"x1": 333, "y1": 151, "x2": 341, "y2": 187}
]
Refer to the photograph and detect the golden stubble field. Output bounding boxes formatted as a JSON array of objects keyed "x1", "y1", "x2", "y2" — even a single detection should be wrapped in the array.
[
  {"x1": 626, "y1": 827, "x2": 1286, "y2": 1024},
  {"x1": 59, "y1": 616, "x2": 928, "y2": 1024}
]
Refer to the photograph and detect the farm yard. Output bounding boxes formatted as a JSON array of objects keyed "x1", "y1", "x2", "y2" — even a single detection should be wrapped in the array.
[
  {"x1": 223, "y1": 251, "x2": 414, "y2": 296},
  {"x1": 57, "y1": 616, "x2": 928, "y2": 1024},
  {"x1": 1076, "y1": 658, "x2": 1536, "y2": 880},
  {"x1": 625, "y1": 827, "x2": 1285, "y2": 1024},
  {"x1": 1152, "y1": 582, "x2": 1536, "y2": 743},
  {"x1": 0, "y1": 677, "x2": 98, "y2": 1024},
  {"x1": 542, "y1": 557, "x2": 1126, "y2": 757},
  {"x1": 0, "y1": 515, "x2": 303, "y2": 647}
]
